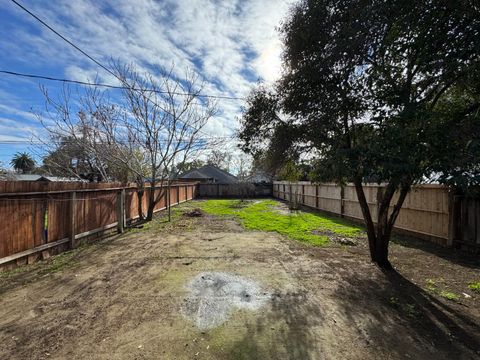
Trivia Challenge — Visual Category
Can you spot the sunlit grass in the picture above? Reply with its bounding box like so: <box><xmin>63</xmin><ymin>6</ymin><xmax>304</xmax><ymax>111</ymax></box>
<box><xmin>197</xmin><ymin>199</ymin><xmax>362</xmax><ymax>246</ymax></box>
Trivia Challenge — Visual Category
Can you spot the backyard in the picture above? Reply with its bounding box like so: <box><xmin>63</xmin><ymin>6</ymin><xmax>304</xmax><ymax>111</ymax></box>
<box><xmin>0</xmin><ymin>199</ymin><xmax>479</xmax><ymax>359</ymax></box>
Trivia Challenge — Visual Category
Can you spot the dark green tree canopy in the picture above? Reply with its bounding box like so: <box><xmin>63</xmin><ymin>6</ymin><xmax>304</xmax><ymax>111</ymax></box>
<box><xmin>242</xmin><ymin>0</ymin><xmax>480</xmax><ymax>187</ymax></box>
<box><xmin>239</xmin><ymin>0</ymin><xmax>480</xmax><ymax>268</ymax></box>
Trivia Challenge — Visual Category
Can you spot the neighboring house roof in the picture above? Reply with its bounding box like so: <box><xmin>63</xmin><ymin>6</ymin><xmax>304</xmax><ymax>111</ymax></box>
<box><xmin>178</xmin><ymin>165</ymin><xmax>238</xmax><ymax>183</ymax></box>
<box><xmin>8</xmin><ymin>174</ymin><xmax>81</xmax><ymax>182</ymax></box>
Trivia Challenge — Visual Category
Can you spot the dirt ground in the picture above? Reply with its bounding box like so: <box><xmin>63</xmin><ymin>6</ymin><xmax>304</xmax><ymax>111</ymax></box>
<box><xmin>1</xmin><ymin>200</ymin><xmax>479</xmax><ymax>360</ymax></box>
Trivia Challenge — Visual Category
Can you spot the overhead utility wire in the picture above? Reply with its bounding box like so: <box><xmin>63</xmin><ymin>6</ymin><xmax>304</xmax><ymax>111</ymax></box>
<box><xmin>0</xmin><ymin>70</ymin><xmax>246</xmax><ymax>101</ymax></box>
<box><xmin>8</xmin><ymin>1</ymin><xmax>244</xmax><ymax>100</ymax></box>
<box><xmin>11</xmin><ymin>0</ymin><xmax>120</xmax><ymax>80</ymax></box>
<box><xmin>0</xmin><ymin>136</ymin><xmax>237</xmax><ymax>145</ymax></box>
<box><xmin>9</xmin><ymin>0</ymin><xmax>245</xmax><ymax>138</ymax></box>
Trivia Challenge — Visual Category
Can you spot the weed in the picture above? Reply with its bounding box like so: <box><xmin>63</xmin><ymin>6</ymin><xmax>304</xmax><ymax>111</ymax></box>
<box><xmin>388</xmin><ymin>296</ymin><xmax>420</xmax><ymax>318</ymax></box>
<box><xmin>425</xmin><ymin>278</ymin><xmax>437</xmax><ymax>292</ymax></box>
<box><xmin>402</xmin><ymin>303</ymin><xmax>420</xmax><ymax>318</ymax></box>
<box><xmin>467</xmin><ymin>282</ymin><xmax>480</xmax><ymax>293</ymax></box>
<box><xmin>389</xmin><ymin>296</ymin><xmax>399</xmax><ymax>306</ymax></box>
<box><xmin>439</xmin><ymin>291</ymin><xmax>459</xmax><ymax>301</ymax></box>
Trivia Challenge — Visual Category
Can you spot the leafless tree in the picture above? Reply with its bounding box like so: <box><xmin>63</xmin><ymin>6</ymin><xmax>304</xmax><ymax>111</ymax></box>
<box><xmin>38</xmin><ymin>63</ymin><xmax>218</xmax><ymax>221</ymax></box>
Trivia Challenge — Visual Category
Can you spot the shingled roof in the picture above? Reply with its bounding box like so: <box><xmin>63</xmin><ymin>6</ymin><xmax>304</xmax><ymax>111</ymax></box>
<box><xmin>178</xmin><ymin>164</ymin><xmax>238</xmax><ymax>183</ymax></box>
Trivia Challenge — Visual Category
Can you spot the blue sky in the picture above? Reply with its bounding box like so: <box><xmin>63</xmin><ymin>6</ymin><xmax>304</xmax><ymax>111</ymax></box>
<box><xmin>0</xmin><ymin>0</ymin><xmax>291</xmax><ymax>167</ymax></box>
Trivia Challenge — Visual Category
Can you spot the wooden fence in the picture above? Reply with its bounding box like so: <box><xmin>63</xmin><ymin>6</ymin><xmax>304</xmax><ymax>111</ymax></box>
<box><xmin>0</xmin><ymin>181</ymin><xmax>197</xmax><ymax>267</ymax></box>
<box><xmin>273</xmin><ymin>181</ymin><xmax>457</xmax><ymax>246</ymax></box>
<box><xmin>452</xmin><ymin>195</ymin><xmax>480</xmax><ymax>251</ymax></box>
<box><xmin>197</xmin><ymin>183</ymin><xmax>273</xmax><ymax>198</ymax></box>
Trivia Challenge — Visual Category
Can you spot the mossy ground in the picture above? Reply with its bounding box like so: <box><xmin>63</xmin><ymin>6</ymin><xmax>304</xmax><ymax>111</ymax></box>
<box><xmin>195</xmin><ymin>199</ymin><xmax>362</xmax><ymax>246</ymax></box>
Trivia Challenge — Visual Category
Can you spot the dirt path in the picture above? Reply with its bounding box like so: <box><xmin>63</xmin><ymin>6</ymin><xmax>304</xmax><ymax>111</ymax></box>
<box><xmin>1</xmin><ymin>202</ymin><xmax>479</xmax><ymax>359</ymax></box>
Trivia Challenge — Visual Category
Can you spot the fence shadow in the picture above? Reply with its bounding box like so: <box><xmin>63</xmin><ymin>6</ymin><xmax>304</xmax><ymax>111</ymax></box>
<box><xmin>392</xmin><ymin>234</ymin><xmax>480</xmax><ymax>270</ymax></box>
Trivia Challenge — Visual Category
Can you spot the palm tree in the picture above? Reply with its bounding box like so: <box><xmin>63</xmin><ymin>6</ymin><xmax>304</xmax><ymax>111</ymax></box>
<box><xmin>10</xmin><ymin>152</ymin><xmax>36</xmax><ymax>174</ymax></box>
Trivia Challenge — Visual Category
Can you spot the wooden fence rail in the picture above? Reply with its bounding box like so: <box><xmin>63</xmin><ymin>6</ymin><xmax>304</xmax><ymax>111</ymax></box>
<box><xmin>273</xmin><ymin>181</ymin><xmax>479</xmax><ymax>250</ymax></box>
<box><xmin>0</xmin><ymin>181</ymin><xmax>197</xmax><ymax>267</ymax></box>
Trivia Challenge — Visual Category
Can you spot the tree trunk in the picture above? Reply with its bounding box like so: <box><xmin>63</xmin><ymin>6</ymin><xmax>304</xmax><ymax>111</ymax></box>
<box><xmin>354</xmin><ymin>179</ymin><xmax>410</xmax><ymax>270</ymax></box>
<box><xmin>353</xmin><ymin>179</ymin><xmax>377</xmax><ymax>261</ymax></box>
<box><xmin>137</xmin><ymin>189</ymin><xmax>144</xmax><ymax>221</ymax></box>
<box><xmin>374</xmin><ymin>233</ymin><xmax>392</xmax><ymax>269</ymax></box>
<box><xmin>146</xmin><ymin>182</ymin><xmax>156</xmax><ymax>221</ymax></box>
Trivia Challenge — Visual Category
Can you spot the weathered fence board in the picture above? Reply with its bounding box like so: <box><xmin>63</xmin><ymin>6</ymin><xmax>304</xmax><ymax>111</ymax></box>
<box><xmin>0</xmin><ymin>181</ymin><xmax>196</xmax><ymax>266</ymax></box>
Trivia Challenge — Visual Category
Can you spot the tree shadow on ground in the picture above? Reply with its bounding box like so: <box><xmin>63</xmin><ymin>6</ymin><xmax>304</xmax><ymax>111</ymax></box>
<box><xmin>220</xmin><ymin>290</ymin><xmax>322</xmax><ymax>360</ymax></box>
<box><xmin>278</xmin><ymin>198</ymin><xmax>479</xmax><ymax>270</ymax></box>
<box><xmin>391</xmin><ymin>234</ymin><xmax>480</xmax><ymax>270</ymax></box>
<box><xmin>333</xmin><ymin>268</ymin><xmax>480</xmax><ymax>359</ymax></box>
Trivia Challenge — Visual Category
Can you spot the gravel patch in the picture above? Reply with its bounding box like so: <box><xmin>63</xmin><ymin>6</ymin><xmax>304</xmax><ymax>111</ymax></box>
<box><xmin>182</xmin><ymin>272</ymin><xmax>270</xmax><ymax>330</ymax></box>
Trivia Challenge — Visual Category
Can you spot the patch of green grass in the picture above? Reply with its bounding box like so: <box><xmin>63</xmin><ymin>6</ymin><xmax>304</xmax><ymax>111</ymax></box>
<box><xmin>0</xmin><ymin>250</ymin><xmax>76</xmax><ymax>279</ymax></box>
<box><xmin>197</xmin><ymin>199</ymin><xmax>362</xmax><ymax>246</ymax></box>
<box><xmin>0</xmin><ymin>247</ymin><xmax>80</xmax><ymax>292</ymax></box>
<box><xmin>0</xmin><ymin>264</ymin><xmax>30</xmax><ymax>279</ymax></box>
<box><xmin>38</xmin><ymin>250</ymin><xmax>78</xmax><ymax>275</ymax></box>
<box><xmin>468</xmin><ymin>282</ymin><xmax>480</xmax><ymax>293</ymax></box>
<box><xmin>128</xmin><ymin>207</ymin><xmax>187</xmax><ymax>233</ymax></box>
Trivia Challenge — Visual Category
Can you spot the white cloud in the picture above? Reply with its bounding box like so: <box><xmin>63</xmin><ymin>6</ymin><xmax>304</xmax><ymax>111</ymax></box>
<box><xmin>1</xmin><ymin>0</ymin><xmax>293</xmax><ymax>142</ymax></box>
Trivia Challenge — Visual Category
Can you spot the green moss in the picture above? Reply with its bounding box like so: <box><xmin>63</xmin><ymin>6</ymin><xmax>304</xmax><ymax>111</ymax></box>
<box><xmin>197</xmin><ymin>200</ymin><xmax>362</xmax><ymax>246</ymax></box>
<box><xmin>468</xmin><ymin>282</ymin><xmax>480</xmax><ymax>293</ymax></box>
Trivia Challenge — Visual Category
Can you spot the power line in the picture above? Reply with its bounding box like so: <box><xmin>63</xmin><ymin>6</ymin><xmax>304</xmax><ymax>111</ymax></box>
<box><xmin>8</xmin><ymin>0</ymin><xmax>244</xmax><ymax>138</ymax></box>
<box><xmin>10</xmin><ymin>0</ymin><xmax>119</xmax><ymax>79</ymax></box>
<box><xmin>8</xmin><ymin>1</ymin><xmax>244</xmax><ymax>100</ymax></box>
<box><xmin>0</xmin><ymin>137</ymin><xmax>237</xmax><ymax>145</ymax></box>
<box><xmin>0</xmin><ymin>70</ymin><xmax>246</xmax><ymax>101</ymax></box>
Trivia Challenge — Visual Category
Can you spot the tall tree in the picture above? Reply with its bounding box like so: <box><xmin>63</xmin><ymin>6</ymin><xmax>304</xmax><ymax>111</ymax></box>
<box><xmin>173</xmin><ymin>159</ymin><xmax>206</xmax><ymax>177</ymax></box>
<box><xmin>10</xmin><ymin>152</ymin><xmax>35</xmax><ymax>174</ymax></box>
<box><xmin>240</xmin><ymin>0</ymin><xmax>480</xmax><ymax>268</ymax></box>
<box><xmin>207</xmin><ymin>149</ymin><xmax>233</xmax><ymax>172</ymax></box>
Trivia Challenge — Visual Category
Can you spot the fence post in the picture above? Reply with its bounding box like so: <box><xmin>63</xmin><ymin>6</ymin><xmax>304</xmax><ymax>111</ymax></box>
<box><xmin>177</xmin><ymin>185</ymin><xmax>180</xmax><ymax>204</ymax></box>
<box><xmin>117</xmin><ymin>189</ymin><xmax>125</xmax><ymax>234</ymax></box>
<box><xmin>340</xmin><ymin>185</ymin><xmax>345</xmax><ymax>218</ymax></box>
<box><xmin>185</xmin><ymin>185</ymin><xmax>188</xmax><ymax>201</ymax></box>
<box><xmin>302</xmin><ymin>184</ymin><xmax>305</xmax><ymax>204</ymax></box>
<box><xmin>70</xmin><ymin>191</ymin><xmax>76</xmax><ymax>248</ymax></box>
<box><xmin>315</xmin><ymin>185</ymin><xmax>319</xmax><ymax>209</ymax></box>
<box><xmin>448</xmin><ymin>193</ymin><xmax>462</xmax><ymax>247</ymax></box>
